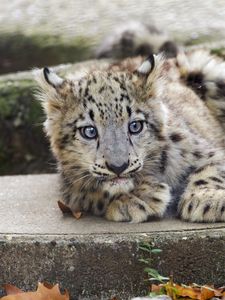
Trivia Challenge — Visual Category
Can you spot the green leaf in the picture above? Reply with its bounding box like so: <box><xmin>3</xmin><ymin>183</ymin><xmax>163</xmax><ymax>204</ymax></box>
<box><xmin>139</xmin><ymin>245</ymin><xmax>152</xmax><ymax>253</ymax></box>
<box><xmin>149</xmin><ymin>292</ymin><xmax>161</xmax><ymax>297</ymax></box>
<box><xmin>144</xmin><ymin>267</ymin><xmax>161</xmax><ymax>277</ymax></box>
<box><xmin>139</xmin><ymin>258</ymin><xmax>151</xmax><ymax>264</ymax></box>
<box><xmin>157</xmin><ymin>275</ymin><xmax>169</xmax><ymax>281</ymax></box>
<box><xmin>151</xmin><ymin>249</ymin><xmax>162</xmax><ymax>254</ymax></box>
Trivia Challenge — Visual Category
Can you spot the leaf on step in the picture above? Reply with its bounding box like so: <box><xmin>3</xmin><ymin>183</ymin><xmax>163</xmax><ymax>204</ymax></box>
<box><xmin>57</xmin><ymin>201</ymin><xmax>82</xmax><ymax>219</ymax></box>
<box><xmin>2</xmin><ymin>285</ymin><xmax>23</xmax><ymax>295</ymax></box>
<box><xmin>58</xmin><ymin>201</ymin><xmax>72</xmax><ymax>214</ymax></box>
<box><xmin>151</xmin><ymin>282</ymin><xmax>225</xmax><ymax>300</ymax></box>
<box><xmin>72</xmin><ymin>211</ymin><xmax>82</xmax><ymax>219</ymax></box>
<box><xmin>37</xmin><ymin>282</ymin><xmax>69</xmax><ymax>300</ymax></box>
<box><xmin>172</xmin><ymin>284</ymin><xmax>201</xmax><ymax>299</ymax></box>
<box><xmin>151</xmin><ymin>284</ymin><xmax>164</xmax><ymax>292</ymax></box>
<box><xmin>200</xmin><ymin>286</ymin><xmax>215</xmax><ymax>300</ymax></box>
<box><xmin>1</xmin><ymin>282</ymin><xmax>69</xmax><ymax>300</ymax></box>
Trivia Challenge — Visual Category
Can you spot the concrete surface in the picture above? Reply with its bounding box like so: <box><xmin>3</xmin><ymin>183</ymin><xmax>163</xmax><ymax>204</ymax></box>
<box><xmin>1</xmin><ymin>174</ymin><xmax>225</xmax><ymax>235</ymax></box>
<box><xmin>0</xmin><ymin>174</ymin><xmax>225</xmax><ymax>299</ymax></box>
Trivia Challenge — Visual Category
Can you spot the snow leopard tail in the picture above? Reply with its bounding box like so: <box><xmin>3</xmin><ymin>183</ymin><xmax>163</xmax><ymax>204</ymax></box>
<box><xmin>96</xmin><ymin>21</ymin><xmax>178</xmax><ymax>59</ymax></box>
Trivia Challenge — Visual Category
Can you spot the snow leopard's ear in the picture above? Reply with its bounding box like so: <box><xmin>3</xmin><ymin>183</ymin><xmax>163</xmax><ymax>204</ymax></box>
<box><xmin>34</xmin><ymin>67</ymin><xmax>68</xmax><ymax>115</ymax></box>
<box><xmin>136</xmin><ymin>54</ymin><xmax>155</xmax><ymax>77</ymax></box>
<box><xmin>43</xmin><ymin>67</ymin><xmax>64</xmax><ymax>88</ymax></box>
<box><xmin>34</xmin><ymin>67</ymin><xmax>64</xmax><ymax>93</ymax></box>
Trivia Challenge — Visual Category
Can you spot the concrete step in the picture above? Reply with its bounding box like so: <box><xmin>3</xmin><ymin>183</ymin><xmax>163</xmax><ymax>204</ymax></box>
<box><xmin>0</xmin><ymin>174</ymin><xmax>225</xmax><ymax>299</ymax></box>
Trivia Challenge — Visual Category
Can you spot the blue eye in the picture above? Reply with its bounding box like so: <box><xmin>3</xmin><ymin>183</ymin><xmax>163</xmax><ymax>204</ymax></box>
<box><xmin>80</xmin><ymin>126</ymin><xmax>98</xmax><ymax>139</ymax></box>
<box><xmin>129</xmin><ymin>121</ymin><xmax>144</xmax><ymax>134</ymax></box>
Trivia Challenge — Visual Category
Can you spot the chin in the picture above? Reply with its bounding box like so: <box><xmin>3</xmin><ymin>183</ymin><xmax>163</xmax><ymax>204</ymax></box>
<box><xmin>102</xmin><ymin>178</ymin><xmax>134</xmax><ymax>195</ymax></box>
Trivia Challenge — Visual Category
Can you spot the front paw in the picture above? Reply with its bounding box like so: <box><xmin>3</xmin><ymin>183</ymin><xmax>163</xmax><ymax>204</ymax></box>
<box><xmin>105</xmin><ymin>194</ymin><xmax>156</xmax><ymax>223</ymax></box>
<box><xmin>179</xmin><ymin>188</ymin><xmax>225</xmax><ymax>222</ymax></box>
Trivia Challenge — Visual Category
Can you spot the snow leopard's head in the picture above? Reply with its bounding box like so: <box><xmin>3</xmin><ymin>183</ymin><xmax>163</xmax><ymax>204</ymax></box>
<box><xmin>35</xmin><ymin>55</ymin><xmax>168</xmax><ymax>195</ymax></box>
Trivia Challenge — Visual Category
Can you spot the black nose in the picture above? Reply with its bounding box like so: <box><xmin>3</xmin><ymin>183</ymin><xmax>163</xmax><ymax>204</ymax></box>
<box><xmin>106</xmin><ymin>161</ymin><xmax>129</xmax><ymax>176</ymax></box>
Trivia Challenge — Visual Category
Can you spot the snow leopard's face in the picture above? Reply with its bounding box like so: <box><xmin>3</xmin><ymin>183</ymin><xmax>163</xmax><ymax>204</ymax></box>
<box><xmin>35</xmin><ymin>56</ymin><xmax>167</xmax><ymax>195</ymax></box>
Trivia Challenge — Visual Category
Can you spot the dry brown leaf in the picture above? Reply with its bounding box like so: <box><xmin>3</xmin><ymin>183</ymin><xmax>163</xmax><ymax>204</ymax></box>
<box><xmin>72</xmin><ymin>211</ymin><xmax>82</xmax><ymax>219</ymax></box>
<box><xmin>58</xmin><ymin>201</ymin><xmax>82</xmax><ymax>219</ymax></box>
<box><xmin>151</xmin><ymin>282</ymin><xmax>225</xmax><ymax>300</ymax></box>
<box><xmin>151</xmin><ymin>284</ymin><xmax>164</xmax><ymax>293</ymax></box>
<box><xmin>2</xmin><ymin>285</ymin><xmax>23</xmax><ymax>296</ymax></box>
<box><xmin>37</xmin><ymin>283</ymin><xmax>69</xmax><ymax>300</ymax></box>
<box><xmin>1</xmin><ymin>282</ymin><xmax>69</xmax><ymax>300</ymax></box>
<box><xmin>57</xmin><ymin>201</ymin><xmax>72</xmax><ymax>214</ymax></box>
<box><xmin>174</xmin><ymin>284</ymin><xmax>201</xmax><ymax>299</ymax></box>
<box><xmin>216</xmin><ymin>286</ymin><xmax>225</xmax><ymax>297</ymax></box>
<box><xmin>200</xmin><ymin>286</ymin><xmax>215</xmax><ymax>300</ymax></box>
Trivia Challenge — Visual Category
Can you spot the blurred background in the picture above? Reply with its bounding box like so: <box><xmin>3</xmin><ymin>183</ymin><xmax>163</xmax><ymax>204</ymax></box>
<box><xmin>1</xmin><ymin>0</ymin><xmax>225</xmax><ymax>175</ymax></box>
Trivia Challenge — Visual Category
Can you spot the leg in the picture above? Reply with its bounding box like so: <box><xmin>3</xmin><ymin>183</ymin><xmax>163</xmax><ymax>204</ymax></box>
<box><xmin>179</xmin><ymin>164</ymin><xmax>225</xmax><ymax>222</ymax></box>
<box><xmin>105</xmin><ymin>179</ymin><xmax>171</xmax><ymax>223</ymax></box>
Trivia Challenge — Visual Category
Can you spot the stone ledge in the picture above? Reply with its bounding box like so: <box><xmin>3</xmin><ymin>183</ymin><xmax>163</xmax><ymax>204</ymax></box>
<box><xmin>0</xmin><ymin>174</ymin><xmax>225</xmax><ymax>299</ymax></box>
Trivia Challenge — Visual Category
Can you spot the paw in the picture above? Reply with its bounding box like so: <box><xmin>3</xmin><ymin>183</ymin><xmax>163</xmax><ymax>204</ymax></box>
<box><xmin>133</xmin><ymin>182</ymin><xmax>171</xmax><ymax>217</ymax></box>
<box><xmin>105</xmin><ymin>194</ymin><xmax>153</xmax><ymax>223</ymax></box>
<box><xmin>179</xmin><ymin>188</ymin><xmax>225</xmax><ymax>222</ymax></box>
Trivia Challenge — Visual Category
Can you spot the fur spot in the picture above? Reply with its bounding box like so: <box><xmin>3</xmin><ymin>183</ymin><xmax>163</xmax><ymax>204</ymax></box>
<box><xmin>208</xmin><ymin>152</ymin><xmax>215</xmax><ymax>158</ymax></box>
<box><xmin>84</xmin><ymin>87</ymin><xmax>89</xmax><ymax>97</ymax></box>
<box><xmin>96</xmin><ymin>140</ymin><xmax>100</xmax><ymax>149</ymax></box>
<box><xmin>159</xmin><ymin>41</ymin><xmax>178</xmax><ymax>58</ymax></box>
<box><xmin>99</xmin><ymin>86</ymin><xmax>105</xmax><ymax>93</ymax></box>
<box><xmin>192</xmin><ymin>151</ymin><xmax>203</xmax><ymax>159</ymax></box>
<box><xmin>120</xmin><ymin>31</ymin><xmax>135</xmax><ymax>53</ymax></box>
<box><xmin>194</xmin><ymin>180</ymin><xmax>208</xmax><ymax>186</ymax></box>
<box><xmin>159</xmin><ymin>184</ymin><xmax>166</xmax><ymax>189</ymax></box>
<box><xmin>216</xmin><ymin>185</ymin><xmax>225</xmax><ymax>190</ymax></box>
<box><xmin>135</xmin><ymin>43</ymin><xmax>153</xmax><ymax>56</ymax></box>
<box><xmin>186</xmin><ymin>72</ymin><xmax>207</xmax><ymax>100</ymax></box>
<box><xmin>97</xmin><ymin>201</ymin><xmax>104</xmax><ymax>211</ymax></box>
<box><xmin>209</xmin><ymin>176</ymin><xmax>223</xmax><ymax>183</ymax></box>
<box><xmin>194</xmin><ymin>166</ymin><xmax>206</xmax><ymax>174</ymax></box>
<box><xmin>88</xmin><ymin>95</ymin><xmax>95</xmax><ymax>103</ymax></box>
<box><xmin>109</xmin><ymin>86</ymin><xmax>115</xmax><ymax>94</ymax></box>
<box><xmin>188</xmin><ymin>203</ymin><xmax>193</xmax><ymax>213</ymax></box>
<box><xmin>126</xmin><ymin>106</ymin><xmax>132</xmax><ymax>117</ymax></box>
<box><xmin>60</xmin><ymin>134</ymin><xmax>70</xmax><ymax>148</ymax></box>
<box><xmin>152</xmin><ymin>197</ymin><xmax>162</xmax><ymax>202</ymax></box>
<box><xmin>146</xmin><ymin>215</ymin><xmax>159</xmax><ymax>222</ymax></box>
<box><xmin>216</xmin><ymin>80</ymin><xmax>225</xmax><ymax>98</ymax></box>
<box><xmin>221</xmin><ymin>206</ymin><xmax>225</xmax><ymax>214</ymax></box>
<box><xmin>89</xmin><ymin>109</ymin><xmax>95</xmax><ymax>121</ymax></box>
<box><xmin>138</xmin><ymin>204</ymin><xmax>146</xmax><ymax>211</ymax></box>
<box><xmin>149</xmin><ymin>123</ymin><xmax>164</xmax><ymax>140</ymax></box>
<box><xmin>203</xmin><ymin>204</ymin><xmax>210</xmax><ymax>215</ymax></box>
<box><xmin>170</xmin><ymin>133</ymin><xmax>184</xmax><ymax>143</ymax></box>
<box><xmin>103</xmin><ymin>191</ymin><xmax>110</xmax><ymax>198</ymax></box>
<box><xmin>160</xmin><ymin>148</ymin><xmax>168</xmax><ymax>173</ymax></box>
<box><xmin>180</xmin><ymin>150</ymin><xmax>187</xmax><ymax>158</ymax></box>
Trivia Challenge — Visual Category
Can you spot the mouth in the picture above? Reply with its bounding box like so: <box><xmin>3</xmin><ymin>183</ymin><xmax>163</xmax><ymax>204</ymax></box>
<box><xmin>101</xmin><ymin>175</ymin><xmax>134</xmax><ymax>194</ymax></box>
<box><xmin>108</xmin><ymin>177</ymin><xmax>131</xmax><ymax>186</ymax></box>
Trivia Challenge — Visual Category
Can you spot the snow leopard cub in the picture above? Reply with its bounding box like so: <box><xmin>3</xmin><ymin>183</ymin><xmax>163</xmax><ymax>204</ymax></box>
<box><xmin>35</xmin><ymin>25</ymin><xmax>225</xmax><ymax>223</ymax></box>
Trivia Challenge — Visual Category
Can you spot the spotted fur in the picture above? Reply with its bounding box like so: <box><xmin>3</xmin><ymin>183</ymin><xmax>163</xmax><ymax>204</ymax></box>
<box><xmin>35</xmin><ymin>28</ymin><xmax>225</xmax><ymax>223</ymax></box>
